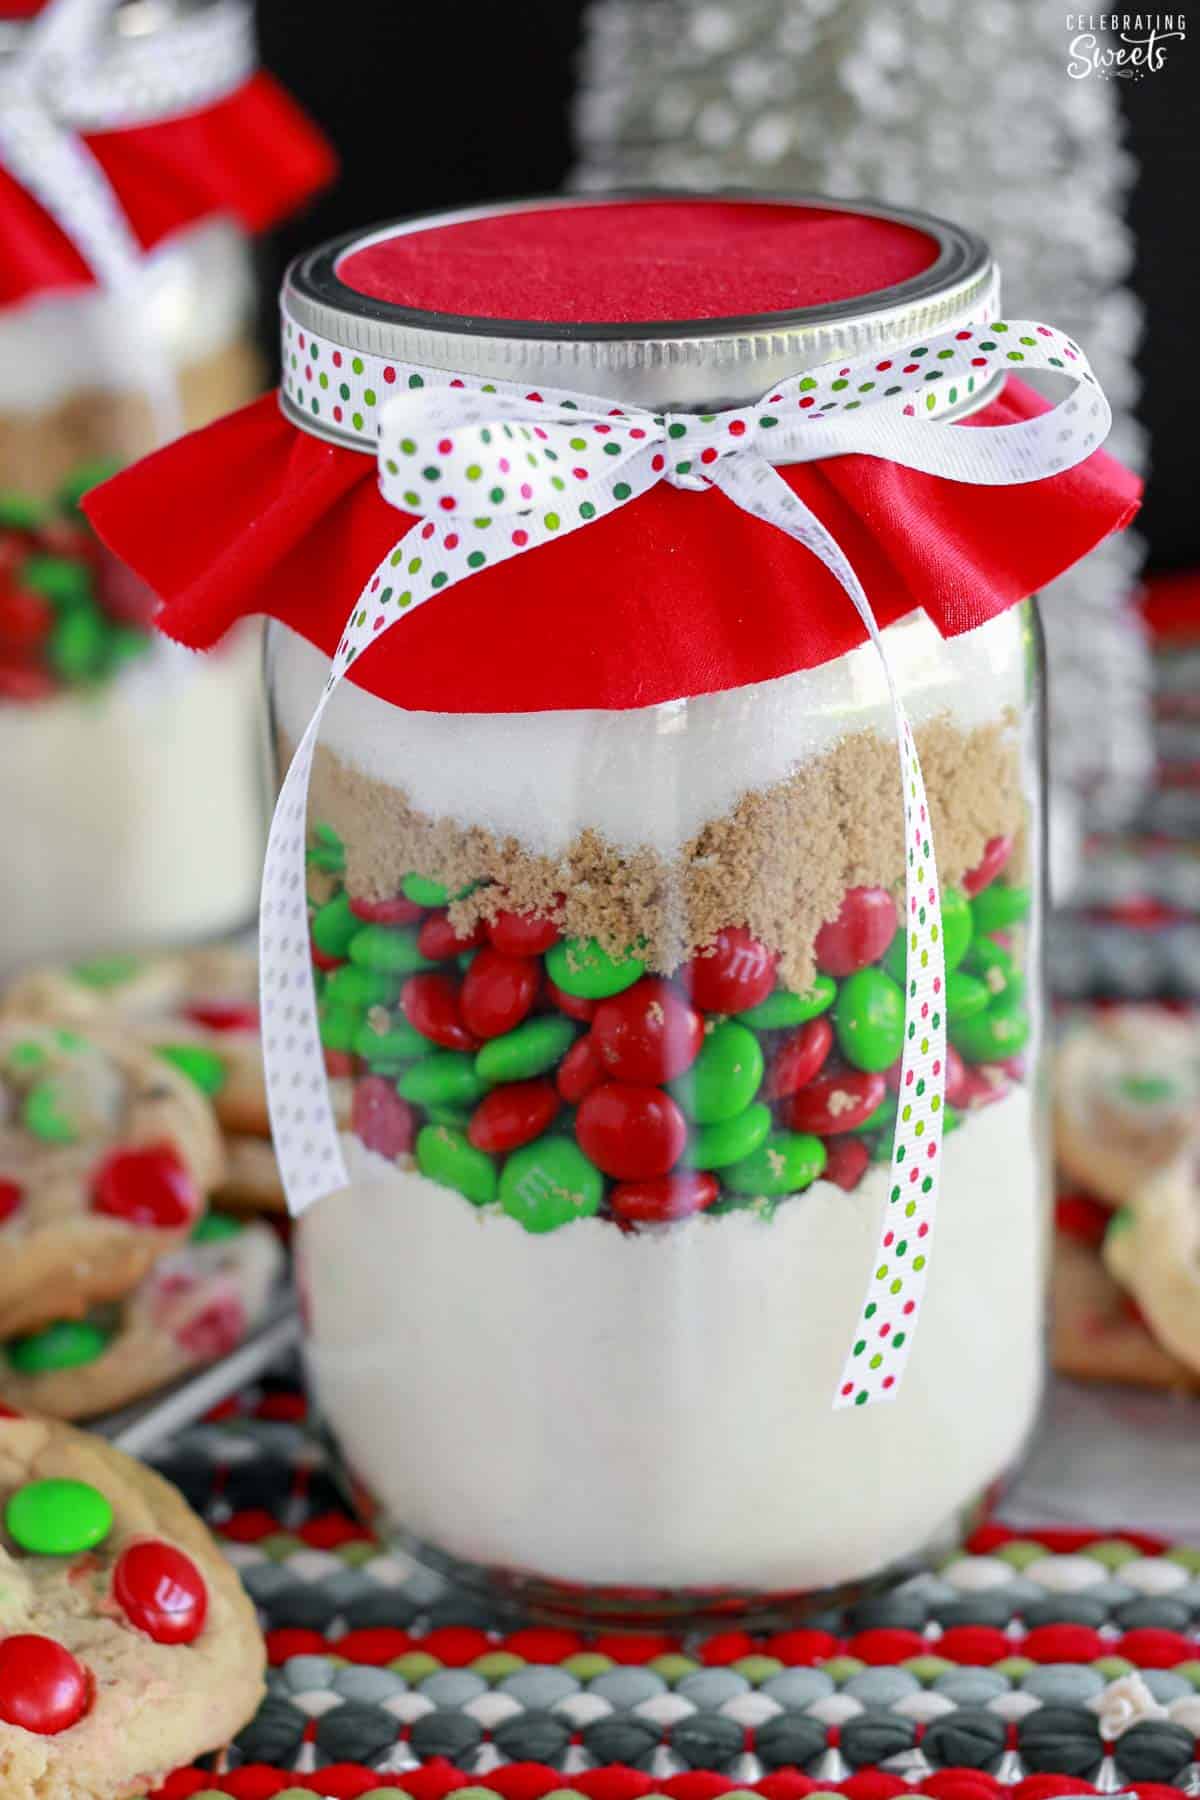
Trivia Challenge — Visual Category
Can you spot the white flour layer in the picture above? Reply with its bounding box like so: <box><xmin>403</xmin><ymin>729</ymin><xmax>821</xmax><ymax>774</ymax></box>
<box><xmin>0</xmin><ymin>220</ymin><xmax>255</xmax><ymax>414</ymax></box>
<box><xmin>0</xmin><ymin>631</ymin><xmax>266</xmax><ymax>973</ymax></box>
<box><xmin>271</xmin><ymin>607</ymin><xmax>1026</xmax><ymax>860</ymax></box>
<box><xmin>301</xmin><ymin>1087</ymin><xmax>1044</xmax><ymax>1592</ymax></box>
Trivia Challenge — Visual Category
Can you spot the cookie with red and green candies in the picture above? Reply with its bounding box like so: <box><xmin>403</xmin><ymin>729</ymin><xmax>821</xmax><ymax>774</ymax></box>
<box><xmin>0</xmin><ymin>470</ymin><xmax>156</xmax><ymax>705</ymax></box>
<box><xmin>0</xmin><ymin>1215</ymin><xmax>283</xmax><ymax>1422</ymax></box>
<box><xmin>0</xmin><ymin>1411</ymin><xmax>263</xmax><ymax>1796</ymax></box>
<box><xmin>0</xmin><ymin>1020</ymin><xmax>225</xmax><ymax>1339</ymax></box>
<box><xmin>2</xmin><ymin>946</ymin><xmax>352</xmax><ymax>1214</ymax></box>
<box><xmin>309</xmin><ymin>826</ymin><xmax>1030</xmax><ymax>1233</ymax></box>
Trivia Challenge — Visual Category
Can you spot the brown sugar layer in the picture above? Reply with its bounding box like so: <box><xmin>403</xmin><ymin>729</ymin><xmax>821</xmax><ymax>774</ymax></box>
<box><xmin>302</xmin><ymin>712</ymin><xmax>1027</xmax><ymax>993</ymax></box>
<box><xmin>0</xmin><ymin>337</ymin><xmax>263</xmax><ymax>500</ymax></box>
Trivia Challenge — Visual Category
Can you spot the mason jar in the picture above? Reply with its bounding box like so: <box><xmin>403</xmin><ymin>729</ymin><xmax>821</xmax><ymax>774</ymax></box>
<box><xmin>0</xmin><ymin>0</ymin><xmax>330</xmax><ymax>969</ymax></box>
<box><xmin>244</xmin><ymin>194</ymin><xmax>1063</xmax><ymax>1619</ymax></box>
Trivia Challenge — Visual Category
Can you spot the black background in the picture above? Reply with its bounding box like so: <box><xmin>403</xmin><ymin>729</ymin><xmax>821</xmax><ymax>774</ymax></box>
<box><xmin>258</xmin><ymin>1</ymin><xmax>1198</xmax><ymax>571</ymax></box>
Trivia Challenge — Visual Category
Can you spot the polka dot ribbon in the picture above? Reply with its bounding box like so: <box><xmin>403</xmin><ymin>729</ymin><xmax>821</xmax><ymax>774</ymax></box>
<box><xmin>264</xmin><ymin>305</ymin><xmax>1112</xmax><ymax>1408</ymax></box>
<box><xmin>0</xmin><ymin>0</ymin><xmax>255</xmax><ymax>445</ymax></box>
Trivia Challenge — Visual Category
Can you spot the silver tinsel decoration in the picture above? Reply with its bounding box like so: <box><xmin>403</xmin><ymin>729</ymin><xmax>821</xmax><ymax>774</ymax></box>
<box><xmin>574</xmin><ymin>0</ymin><xmax>1152</xmax><ymax>842</ymax></box>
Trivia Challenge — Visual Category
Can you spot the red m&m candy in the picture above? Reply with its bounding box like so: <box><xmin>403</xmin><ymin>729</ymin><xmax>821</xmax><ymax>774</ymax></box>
<box><xmin>546</xmin><ymin>979</ymin><xmax>597</xmax><ymax>1023</ymax></box>
<box><xmin>782</xmin><ymin>1068</ymin><xmax>888</xmax><ymax>1135</ymax></box>
<box><xmin>576</xmin><ymin>1084</ymin><xmax>687</xmax><ymax>1180</ymax></box>
<box><xmin>486</xmin><ymin>908</ymin><xmax>561</xmax><ymax>957</ymax></box>
<box><xmin>814</xmin><ymin>887</ymin><xmax>898</xmax><ymax>976</ymax></box>
<box><xmin>416</xmin><ymin>910</ymin><xmax>486</xmax><ymax>960</ymax></box>
<box><xmin>764</xmin><ymin>1017</ymin><xmax>835</xmax><ymax>1100</ymax></box>
<box><xmin>0</xmin><ymin>1635</ymin><xmax>90</xmax><ymax>1733</ymax></box>
<box><xmin>683</xmin><ymin>927</ymin><xmax>778</xmax><ymax>1014</ymax></box>
<box><xmin>468</xmin><ymin>1079</ymin><xmax>560</xmax><ymax>1154</ymax></box>
<box><xmin>556</xmin><ymin>1035</ymin><xmax>603</xmax><ymax>1104</ymax></box>
<box><xmin>183</xmin><ymin>1001</ymin><xmax>259</xmax><ymax>1034</ymax></box>
<box><xmin>113</xmin><ymin>1541</ymin><xmax>208</xmax><ymax>1645</ymax></box>
<box><xmin>349</xmin><ymin>893</ymin><xmax>424</xmax><ymax>925</ymax></box>
<box><xmin>0</xmin><ymin>1179</ymin><xmax>22</xmax><ymax>1224</ymax></box>
<box><xmin>610</xmin><ymin>1171</ymin><xmax>719</xmax><ymax>1224</ymax></box>
<box><xmin>460</xmin><ymin>948</ymin><xmax>539</xmax><ymax>1040</ymax></box>
<box><xmin>91</xmin><ymin>1146</ymin><xmax>199</xmax><ymax>1230</ymax></box>
<box><xmin>962</xmin><ymin>834</ymin><xmax>1014</xmax><ymax>896</ymax></box>
<box><xmin>401</xmin><ymin>972</ymin><xmax>479</xmax><ymax>1052</ymax></box>
<box><xmin>822</xmin><ymin>1135</ymin><xmax>870</xmax><ymax>1192</ymax></box>
<box><xmin>352</xmin><ymin>1077</ymin><xmax>416</xmax><ymax>1159</ymax></box>
<box><xmin>591</xmin><ymin>978</ymin><xmax>703</xmax><ymax>1085</ymax></box>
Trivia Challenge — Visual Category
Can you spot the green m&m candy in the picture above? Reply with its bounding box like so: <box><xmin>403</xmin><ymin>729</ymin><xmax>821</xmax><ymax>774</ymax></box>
<box><xmin>347</xmin><ymin>924</ymin><xmax>434</xmax><ymax>975</ymax></box>
<box><xmin>738</xmin><ymin>977</ymin><xmax>836</xmax><ymax>1029</ymax></box>
<box><xmin>307</xmin><ymin>822</ymin><xmax>346</xmax><ymax>875</ymax></box>
<box><xmin>401</xmin><ymin>872</ymin><xmax>478</xmax><ymax>907</ymax></box>
<box><xmin>970</xmin><ymin>882</ymin><xmax>1031</xmax><ymax>933</ymax></box>
<box><xmin>311</xmin><ymin>891</ymin><xmax>359</xmax><ymax>959</ymax></box>
<box><xmin>402</xmin><ymin>872</ymin><xmax>450</xmax><ymax>907</ymax></box>
<box><xmin>416</xmin><ymin>1125</ymin><xmax>497</xmax><ymax>1207</ymax></box>
<box><xmin>833</xmin><ymin>968</ymin><xmax>905</xmax><ymax>1072</ymax></box>
<box><xmin>49</xmin><ymin>603</ymin><xmax>108</xmax><ymax>684</ymax></box>
<box><xmin>191</xmin><ymin>1213</ymin><xmax>243</xmax><ymax>1244</ymax></box>
<box><xmin>71</xmin><ymin>954</ymin><xmax>141</xmax><ymax>990</ymax></box>
<box><xmin>950</xmin><ymin>1001</ymin><xmax>1030</xmax><ymax>1063</ymax></box>
<box><xmin>324</xmin><ymin>964</ymin><xmax>400</xmax><ymax>1010</ymax></box>
<box><xmin>400</xmin><ymin>1052</ymin><xmax>488</xmax><ymax>1109</ymax></box>
<box><xmin>688</xmin><ymin>1101</ymin><xmax>772</xmax><ymax>1170</ymax></box>
<box><xmin>353</xmin><ymin>1011</ymin><xmax>429</xmax><ymax>1066</ymax></box>
<box><xmin>498</xmin><ymin>1136</ymin><xmax>603</xmax><ymax>1233</ymax></box>
<box><xmin>946</xmin><ymin>971</ymin><xmax>989</xmax><ymax>1021</ymax></box>
<box><xmin>963</xmin><ymin>934</ymin><xmax>1024</xmax><ymax>1006</ymax></box>
<box><xmin>475</xmin><ymin>1017</ymin><xmax>576</xmax><ymax>1085</ymax></box>
<box><xmin>544</xmin><ymin>937</ymin><xmax>645</xmax><ymax>999</ymax></box>
<box><xmin>5</xmin><ymin>1478</ymin><xmax>113</xmax><ymax>1556</ymax></box>
<box><xmin>156</xmin><ymin>1044</ymin><xmax>226</xmax><ymax>1098</ymax></box>
<box><xmin>725</xmin><ymin>1131</ymin><xmax>827</xmax><ymax>1198</ymax></box>
<box><xmin>423</xmin><ymin>1104</ymin><xmax>474</xmax><ymax>1129</ymax></box>
<box><xmin>318</xmin><ymin>1002</ymin><xmax>360</xmax><ymax>1054</ymax></box>
<box><xmin>671</xmin><ymin>1020</ymin><xmax>763</xmax><ymax>1125</ymax></box>
<box><xmin>23</xmin><ymin>554</ymin><xmax>91</xmax><ymax>608</ymax></box>
<box><xmin>23</xmin><ymin>1078</ymin><xmax>79</xmax><ymax>1144</ymax></box>
<box><xmin>7</xmin><ymin>1320</ymin><xmax>110</xmax><ymax>1373</ymax></box>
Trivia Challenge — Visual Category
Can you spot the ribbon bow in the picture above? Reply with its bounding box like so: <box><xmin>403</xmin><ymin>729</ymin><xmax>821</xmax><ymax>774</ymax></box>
<box><xmin>0</xmin><ymin>0</ymin><xmax>255</xmax><ymax>443</ymax></box>
<box><xmin>263</xmin><ymin>309</ymin><xmax>1110</xmax><ymax>1408</ymax></box>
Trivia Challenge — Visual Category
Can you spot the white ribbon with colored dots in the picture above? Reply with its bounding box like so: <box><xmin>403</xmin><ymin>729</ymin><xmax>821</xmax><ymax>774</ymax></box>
<box><xmin>263</xmin><ymin>305</ymin><xmax>1112</xmax><ymax>1407</ymax></box>
<box><xmin>0</xmin><ymin>0</ymin><xmax>255</xmax><ymax>445</ymax></box>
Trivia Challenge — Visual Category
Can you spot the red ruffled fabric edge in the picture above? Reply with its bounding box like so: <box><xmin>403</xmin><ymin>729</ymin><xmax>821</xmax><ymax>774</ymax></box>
<box><xmin>84</xmin><ymin>378</ymin><xmax>1140</xmax><ymax>715</ymax></box>
<box><xmin>0</xmin><ymin>72</ymin><xmax>336</xmax><ymax>307</ymax></box>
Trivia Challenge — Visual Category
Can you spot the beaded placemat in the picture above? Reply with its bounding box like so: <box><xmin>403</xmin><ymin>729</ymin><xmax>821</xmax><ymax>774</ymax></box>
<box><xmin>142</xmin><ymin>1380</ymin><xmax>1200</xmax><ymax>1800</ymax></box>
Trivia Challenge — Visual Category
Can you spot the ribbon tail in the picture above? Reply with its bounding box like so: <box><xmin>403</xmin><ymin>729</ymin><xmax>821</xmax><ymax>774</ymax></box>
<box><xmin>709</xmin><ymin>455</ymin><xmax>948</xmax><ymax>1409</ymax></box>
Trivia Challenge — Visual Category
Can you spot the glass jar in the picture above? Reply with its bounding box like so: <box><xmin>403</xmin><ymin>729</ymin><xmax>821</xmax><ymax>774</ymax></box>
<box><xmin>247</xmin><ymin>194</ymin><xmax>1065</xmax><ymax>1621</ymax></box>
<box><xmin>0</xmin><ymin>0</ymin><xmax>324</xmax><ymax>968</ymax></box>
<box><xmin>274</xmin><ymin>600</ymin><xmax>1047</xmax><ymax>1618</ymax></box>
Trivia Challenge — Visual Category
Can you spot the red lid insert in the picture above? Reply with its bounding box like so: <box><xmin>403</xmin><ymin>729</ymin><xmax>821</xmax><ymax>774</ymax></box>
<box><xmin>336</xmin><ymin>198</ymin><xmax>942</xmax><ymax>327</ymax></box>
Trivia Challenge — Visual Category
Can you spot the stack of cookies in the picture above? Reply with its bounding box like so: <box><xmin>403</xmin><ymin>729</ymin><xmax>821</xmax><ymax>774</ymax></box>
<box><xmin>0</xmin><ymin>947</ymin><xmax>294</xmax><ymax>1420</ymax></box>
<box><xmin>1053</xmin><ymin>1007</ymin><xmax>1200</xmax><ymax>1390</ymax></box>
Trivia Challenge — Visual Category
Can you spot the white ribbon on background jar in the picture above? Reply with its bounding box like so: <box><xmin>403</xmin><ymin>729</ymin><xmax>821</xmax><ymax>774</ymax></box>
<box><xmin>0</xmin><ymin>0</ymin><xmax>255</xmax><ymax>444</ymax></box>
<box><xmin>262</xmin><ymin>312</ymin><xmax>1112</xmax><ymax>1407</ymax></box>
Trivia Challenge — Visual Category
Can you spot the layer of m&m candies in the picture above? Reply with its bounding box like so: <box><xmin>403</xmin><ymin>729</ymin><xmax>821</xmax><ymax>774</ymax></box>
<box><xmin>309</xmin><ymin>825</ymin><xmax>1031</xmax><ymax>1233</ymax></box>
<box><xmin>0</xmin><ymin>469</ymin><xmax>156</xmax><ymax>704</ymax></box>
<box><xmin>0</xmin><ymin>1467</ymin><xmax>208</xmax><ymax>1735</ymax></box>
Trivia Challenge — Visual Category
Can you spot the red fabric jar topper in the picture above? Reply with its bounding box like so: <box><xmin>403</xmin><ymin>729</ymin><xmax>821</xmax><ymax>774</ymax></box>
<box><xmin>85</xmin><ymin>199</ymin><xmax>1141</xmax><ymax>714</ymax></box>
<box><xmin>0</xmin><ymin>0</ymin><xmax>335</xmax><ymax>310</ymax></box>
